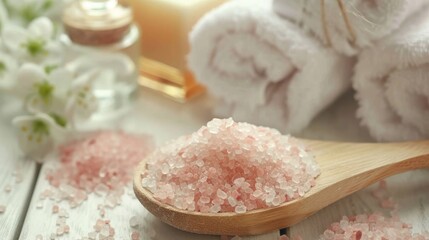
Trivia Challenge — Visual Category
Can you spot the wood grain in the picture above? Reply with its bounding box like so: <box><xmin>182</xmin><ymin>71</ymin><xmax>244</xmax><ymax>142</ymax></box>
<box><xmin>0</xmin><ymin>121</ymin><xmax>38</xmax><ymax>240</ymax></box>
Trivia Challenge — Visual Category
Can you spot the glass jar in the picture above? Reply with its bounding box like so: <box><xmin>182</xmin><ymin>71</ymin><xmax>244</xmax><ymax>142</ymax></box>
<box><xmin>61</xmin><ymin>0</ymin><xmax>140</xmax><ymax>114</ymax></box>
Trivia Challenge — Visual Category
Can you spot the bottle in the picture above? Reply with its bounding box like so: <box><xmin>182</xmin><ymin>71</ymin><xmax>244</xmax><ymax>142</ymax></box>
<box><xmin>61</xmin><ymin>0</ymin><xmax>140</xmax><ymax>113</ymax></box>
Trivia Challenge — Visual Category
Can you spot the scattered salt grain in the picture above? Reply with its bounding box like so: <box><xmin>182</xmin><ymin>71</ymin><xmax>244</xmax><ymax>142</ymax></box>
<box><xmin>0</xmin><ymin>205</ymin><xmax>6</xmax><ymax>213</ymax></box>
<box><xmin>36</xmin><ymin>201</ymin><xmax>44</xmax><ymax>209</ymax></box>
<box><xmin>131</xmin><ymin>231</ymin><xmax>140</xmax><ymax>240</ymax></box>
<box><xmin>141</xmin><ymin>118</ymin><xmax>319</xmax><ymax>213</ymax></box>
<box><xmin>320</xmin><ymin>213</ymin><xmax>429</xmax><ymax>240</ymax></box>
<box><xmin>4</xmin><ymin>185</ymin><xmax>11</xmax><ymax>193</ymax></box>
<box><xmin>129</xmin><ymin>216</ymin><xmax>139</xmax><ymax>228</ymax></box>
<box><xmin>45</xmin><ymin>131</ymin><xmax>153</xmax><ymax>208</ymax></box>
<box><xmin>49</xmin><ymin>233</ymin><xmax>56</xmax><ymax>240</ymax></box>
<box><xmin>52</xmin><ymin>205</ymin><xmax>59</xmax><ymax>214</ymax></box>
<box><xmin>278</xmin><ymin>235</ymin><xmax>289</xmax><ymax>240</ymax></box>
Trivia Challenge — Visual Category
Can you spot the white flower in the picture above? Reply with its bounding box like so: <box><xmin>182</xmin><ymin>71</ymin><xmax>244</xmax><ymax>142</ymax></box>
<box><xmin>3</xmin><ymin>0</ymin><xmax>67</xmax><ymax>24</ymax></box>
<box><xmin>15</xmin><ymin>63</ymin><xmax>72</xmax><ymax>115</ymax></box>
<box><xmin>65</xmin><ymin>52</ymin><xmax>137</xmax><ymax>111</ymax></box>
<box><xmin>0</xmin><ymin>52</ymin><xmax>18</xmax><ymax>91</ymax></box>
<box><xmin>0</xmin><ymin>1</ymin><xmax>8</xmax><ymax>30</ymax></box>
<box><xmin>64</xmin><ymin>69</ymin><xmax>99</xmax><ymax>124</ymax></box>
<box><xmin>15</xmin><ymin>62</ymin><xmax>100</xmax><ymax>127</ymax></box>
<box><xmin>12</xmin><ymin>113</ymin><xmax>67</xmax><ymax>160</ymax></box>
<box><xmin>1</xmin><ymin>17</ymin><xmax>62</xmax><ymax>63</ymax></box>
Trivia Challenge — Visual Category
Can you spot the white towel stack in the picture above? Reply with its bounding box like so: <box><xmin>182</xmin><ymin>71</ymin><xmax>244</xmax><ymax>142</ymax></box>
<box><xmin>189</xmin><ymin>0</ymin><xmax>429</xmax><ymax>141</ymax></box>
<box><xmin>188</xmin><ymin>0</ymin><xmax>354</xmax><ymax>133</ymax></box>
<box><xmin>354</xmin><ymin>8</ymin><xmax>429</xmax><ymax>141</ymax></box>
<box><xmin>273</xmin><ymin>0</ymin><xmax>428</xmax><ymax>56</ymax></box>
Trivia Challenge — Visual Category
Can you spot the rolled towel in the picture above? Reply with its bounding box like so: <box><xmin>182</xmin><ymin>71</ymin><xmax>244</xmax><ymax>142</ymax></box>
<box><xmin>188</xmin><ymin>0</ymin><xmax>354</xmax><ymax>133</ymax></box>
<box><xmin>273</xmin><ymin>0</ymin><xmax>428</xmax><ymax>56</ymax></box>
<box><xmin>354</xmin><ymin>7</ymin><xmax>429</xmax><ymax>142</ymax></box>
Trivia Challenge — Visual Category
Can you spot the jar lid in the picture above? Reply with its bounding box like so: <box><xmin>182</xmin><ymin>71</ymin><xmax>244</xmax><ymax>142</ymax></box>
<box><xmin>63</xmin><ymin>0</ymin><xmax>133</xmax><ymax>45</ymax></box>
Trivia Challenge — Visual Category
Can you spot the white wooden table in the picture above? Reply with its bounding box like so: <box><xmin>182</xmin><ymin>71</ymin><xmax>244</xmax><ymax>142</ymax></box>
<box><xmin>1</xmin><ymin>90</ymin><xmax>428</xmax><ymax>240</ymax></box>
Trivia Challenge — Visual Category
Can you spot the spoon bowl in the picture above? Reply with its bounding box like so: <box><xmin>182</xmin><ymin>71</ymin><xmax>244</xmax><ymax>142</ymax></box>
<box><xmin>134</xmin><ymin>139</ymin><xmax>429</xmax><ymax>236</ymax></box>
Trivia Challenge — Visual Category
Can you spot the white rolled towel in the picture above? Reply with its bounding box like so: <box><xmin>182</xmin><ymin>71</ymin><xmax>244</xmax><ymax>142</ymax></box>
<box><xmin>188</xmin><ymin>0</ymin><xmax>354</xmax><ymax>133</ymax></box>
<box><xmin>273</xmin><ymin>0</ymin><xmax>428</xmax><ymax>56</ymax></box>
<box><xmin>354</xmin><ymin>7</ymin><xmax>429</xmax><ymax>142</ymax></box>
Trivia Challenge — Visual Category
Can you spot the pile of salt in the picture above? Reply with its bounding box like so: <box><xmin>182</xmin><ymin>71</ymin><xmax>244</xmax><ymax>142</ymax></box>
<box><xmin>141</xmin><ymin>118</ymin><xmax>320</xmax><ymax>213</ymax></box>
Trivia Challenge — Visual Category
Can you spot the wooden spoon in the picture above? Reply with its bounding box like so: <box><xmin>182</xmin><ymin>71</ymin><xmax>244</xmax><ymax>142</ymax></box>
<box><xmin>133</xmin><ymin>140</ymin><xmax>429</xmax><ymax>236</ymax></box>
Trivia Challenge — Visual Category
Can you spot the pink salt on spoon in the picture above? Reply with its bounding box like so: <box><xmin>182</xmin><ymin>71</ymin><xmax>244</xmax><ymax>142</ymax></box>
<box><xmin>133</xmin><ymin>118</ymin><xmax>429</xmax><ymax>236</ymax></box>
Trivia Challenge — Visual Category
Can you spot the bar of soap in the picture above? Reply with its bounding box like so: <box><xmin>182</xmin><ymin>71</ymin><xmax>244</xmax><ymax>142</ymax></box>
<box><xmin>129</xmin><ymin>0</ymin><xmax>227</xmax><ymax>70</ymax></box>
<box><xmin>141</xmin><ymin>118</ymin><xmax>320</xmax><ymax>213</ymax></box>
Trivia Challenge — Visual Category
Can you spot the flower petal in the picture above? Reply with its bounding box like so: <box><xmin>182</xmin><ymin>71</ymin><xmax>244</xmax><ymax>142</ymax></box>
<box><xmin>49</xmin><ymin>67</ymin><xmax>73</xmax><ymax>97</ymax></box>
<box><xmin>12</xmin><ymin>113</ymin><xmax>55</xmax><ymax>160</ymax></box>
<box><xmin>28</xmin><ymin>17</ymin><xmax>54</xmax><ymax>39</ymax></box>
<box><xmin>0</xmin><ymin>52</ymin><xmax>18</xmax><ymax>90</ymax></box>
<box><xmin>15</xmin><ymin>63</ymin><xmax>46</xmax><ymax>96</ymax></box>
<box><xmin>1</xmin><ymin>24</ymin><xmax>28</xmax><ymax>53</ymax></box>
<box><xmin>0</xmin><ymin>1</ymin><xmax>9</xmax><ymax>30</ymax></box>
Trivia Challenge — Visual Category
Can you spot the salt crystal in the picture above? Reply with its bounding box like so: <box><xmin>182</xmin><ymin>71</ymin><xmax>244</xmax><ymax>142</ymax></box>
<box><xmin>100</xmin><ymin>224</ymin><xmax>110</xmax><ymax>236</ymax></box>
<box><xmin>52</xmin><ymin>205</ymin><xmax>59</xmax><ymax>214</ymax></box>
<box><xmin>88</xmin><ymin>231</ymin><xmax>97</xmax><ymax>239</ymax></box>
<box><xmin>210</xmin><ymin>204</ymin><xmax>221</xmax><ymax>213</ymax></box>
<box><xmin>36</xmin><ymin>201</ymin><xmax>44</xmax><ymax>209</ymax></box>
<box><xmin>216</xmin><ymin>189</ymin><xmax>227</xmax><ymax>199</ymax></box>
<box><xmin>200</xmin><ymin>196</ymin><xmax>211</xmax><ymax>204</ymax></box>
<box><xmin>129</xmin><ymin>216</ymin><xmax>139</xmax><ymax>228</ymax></box>
<box><xmin>64</xmin><ymin>225</ymin><xmax>70</xmax><ymax>233</ymax></box>
<box><xmin>227</xmin><ymin>196</ymin><xmax>237</xmax><ymax>207</ymax></box>
<box><xmin>234</xmin><ymin>205</ymin><xmax>247</xmax><ymax>214</ymax></box>
<box><xmin>4</xmin><ymin>185</ymin><xmax>11</xmax><ymax>193</ymax></box>
<box><xmin>45</xmin><ymin>131</ymin><xmax>153</xmax><ymax>208</ymax></box>
<box><xmin>0</xmin><ymin>205</ymin><xmax>6</xmax><ymax>213</ymax></box>
<box><xmin>36</xmin><ymin>234</ymin><xmax>43</xmax><ymax>240</ymax></box>
<box><xmin>131</xmin><ymin>231</ymin><xmax>140</xmax><ymax>240</ymax></box>
<box><xmin>140</xmin><ymin>119</ymin><xmax>319</xmax><ymax>213</ymax></box>
<box><xmin>49</xmin><ymin>233</ymin><xmax>56</xmax><ymax>240</ymax></box>
<box><xmin>56</xmin><ymin>226</ymin><xmax>64</xmax><ymax>236</ymax></box>
<box><xmin>279</xmin><ymin>235</ymin><xmax>289</xmax><ymax>240</ymax></box>
<box><xmin>320</xmin><ymin>213</ymin><xmax>428</xmax><ymax>240</ymax></box>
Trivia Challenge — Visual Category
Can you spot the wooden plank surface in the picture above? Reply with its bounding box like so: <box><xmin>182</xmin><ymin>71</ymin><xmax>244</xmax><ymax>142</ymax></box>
<box><xmin>19</xmin><ymin>90</ymin><xmax>280</xmax><ymax>240</ymax></box>
<box><xmin>0</xmin><ymin>120</ymin><xmax>38</xmax><ymax>240</ymax></box>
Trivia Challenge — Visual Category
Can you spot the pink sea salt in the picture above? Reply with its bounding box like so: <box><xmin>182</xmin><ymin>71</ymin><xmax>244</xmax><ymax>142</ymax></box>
<box><xmin>141</xmin><ymin>118</ymin><xmax>320</xmax><ymax>213</ymax></box>
<box><xmin>320</xmin><ymin>213</ymin><xmax>429</xmax><ymax>240</ymax></box>
<box><xmin>45</xmin><ymin>131</ymin><xmax>153</xmax><ymax>207</ymax></box>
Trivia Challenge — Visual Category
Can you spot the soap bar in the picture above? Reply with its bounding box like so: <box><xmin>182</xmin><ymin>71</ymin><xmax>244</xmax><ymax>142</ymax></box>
<box><xmin>129</xmin><ymin>0</ymin><xmax>226</xmax><ymax>70</ymax></box>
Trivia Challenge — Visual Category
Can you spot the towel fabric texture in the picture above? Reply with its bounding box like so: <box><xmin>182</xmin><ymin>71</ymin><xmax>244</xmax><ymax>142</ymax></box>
<box><xmin>188</xmin><ymin>0</ymin><xmax>354</xmax><ymax>133</ymax></box>
<box><xmin>354</xmin><ymin>8</ymin><xmax>429</xmax><ymax>141</ymax></box>
<box><xmin>273</xmin><ymin>0</ymin><xmax>428</xmax><ymax>56</ymax></box>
